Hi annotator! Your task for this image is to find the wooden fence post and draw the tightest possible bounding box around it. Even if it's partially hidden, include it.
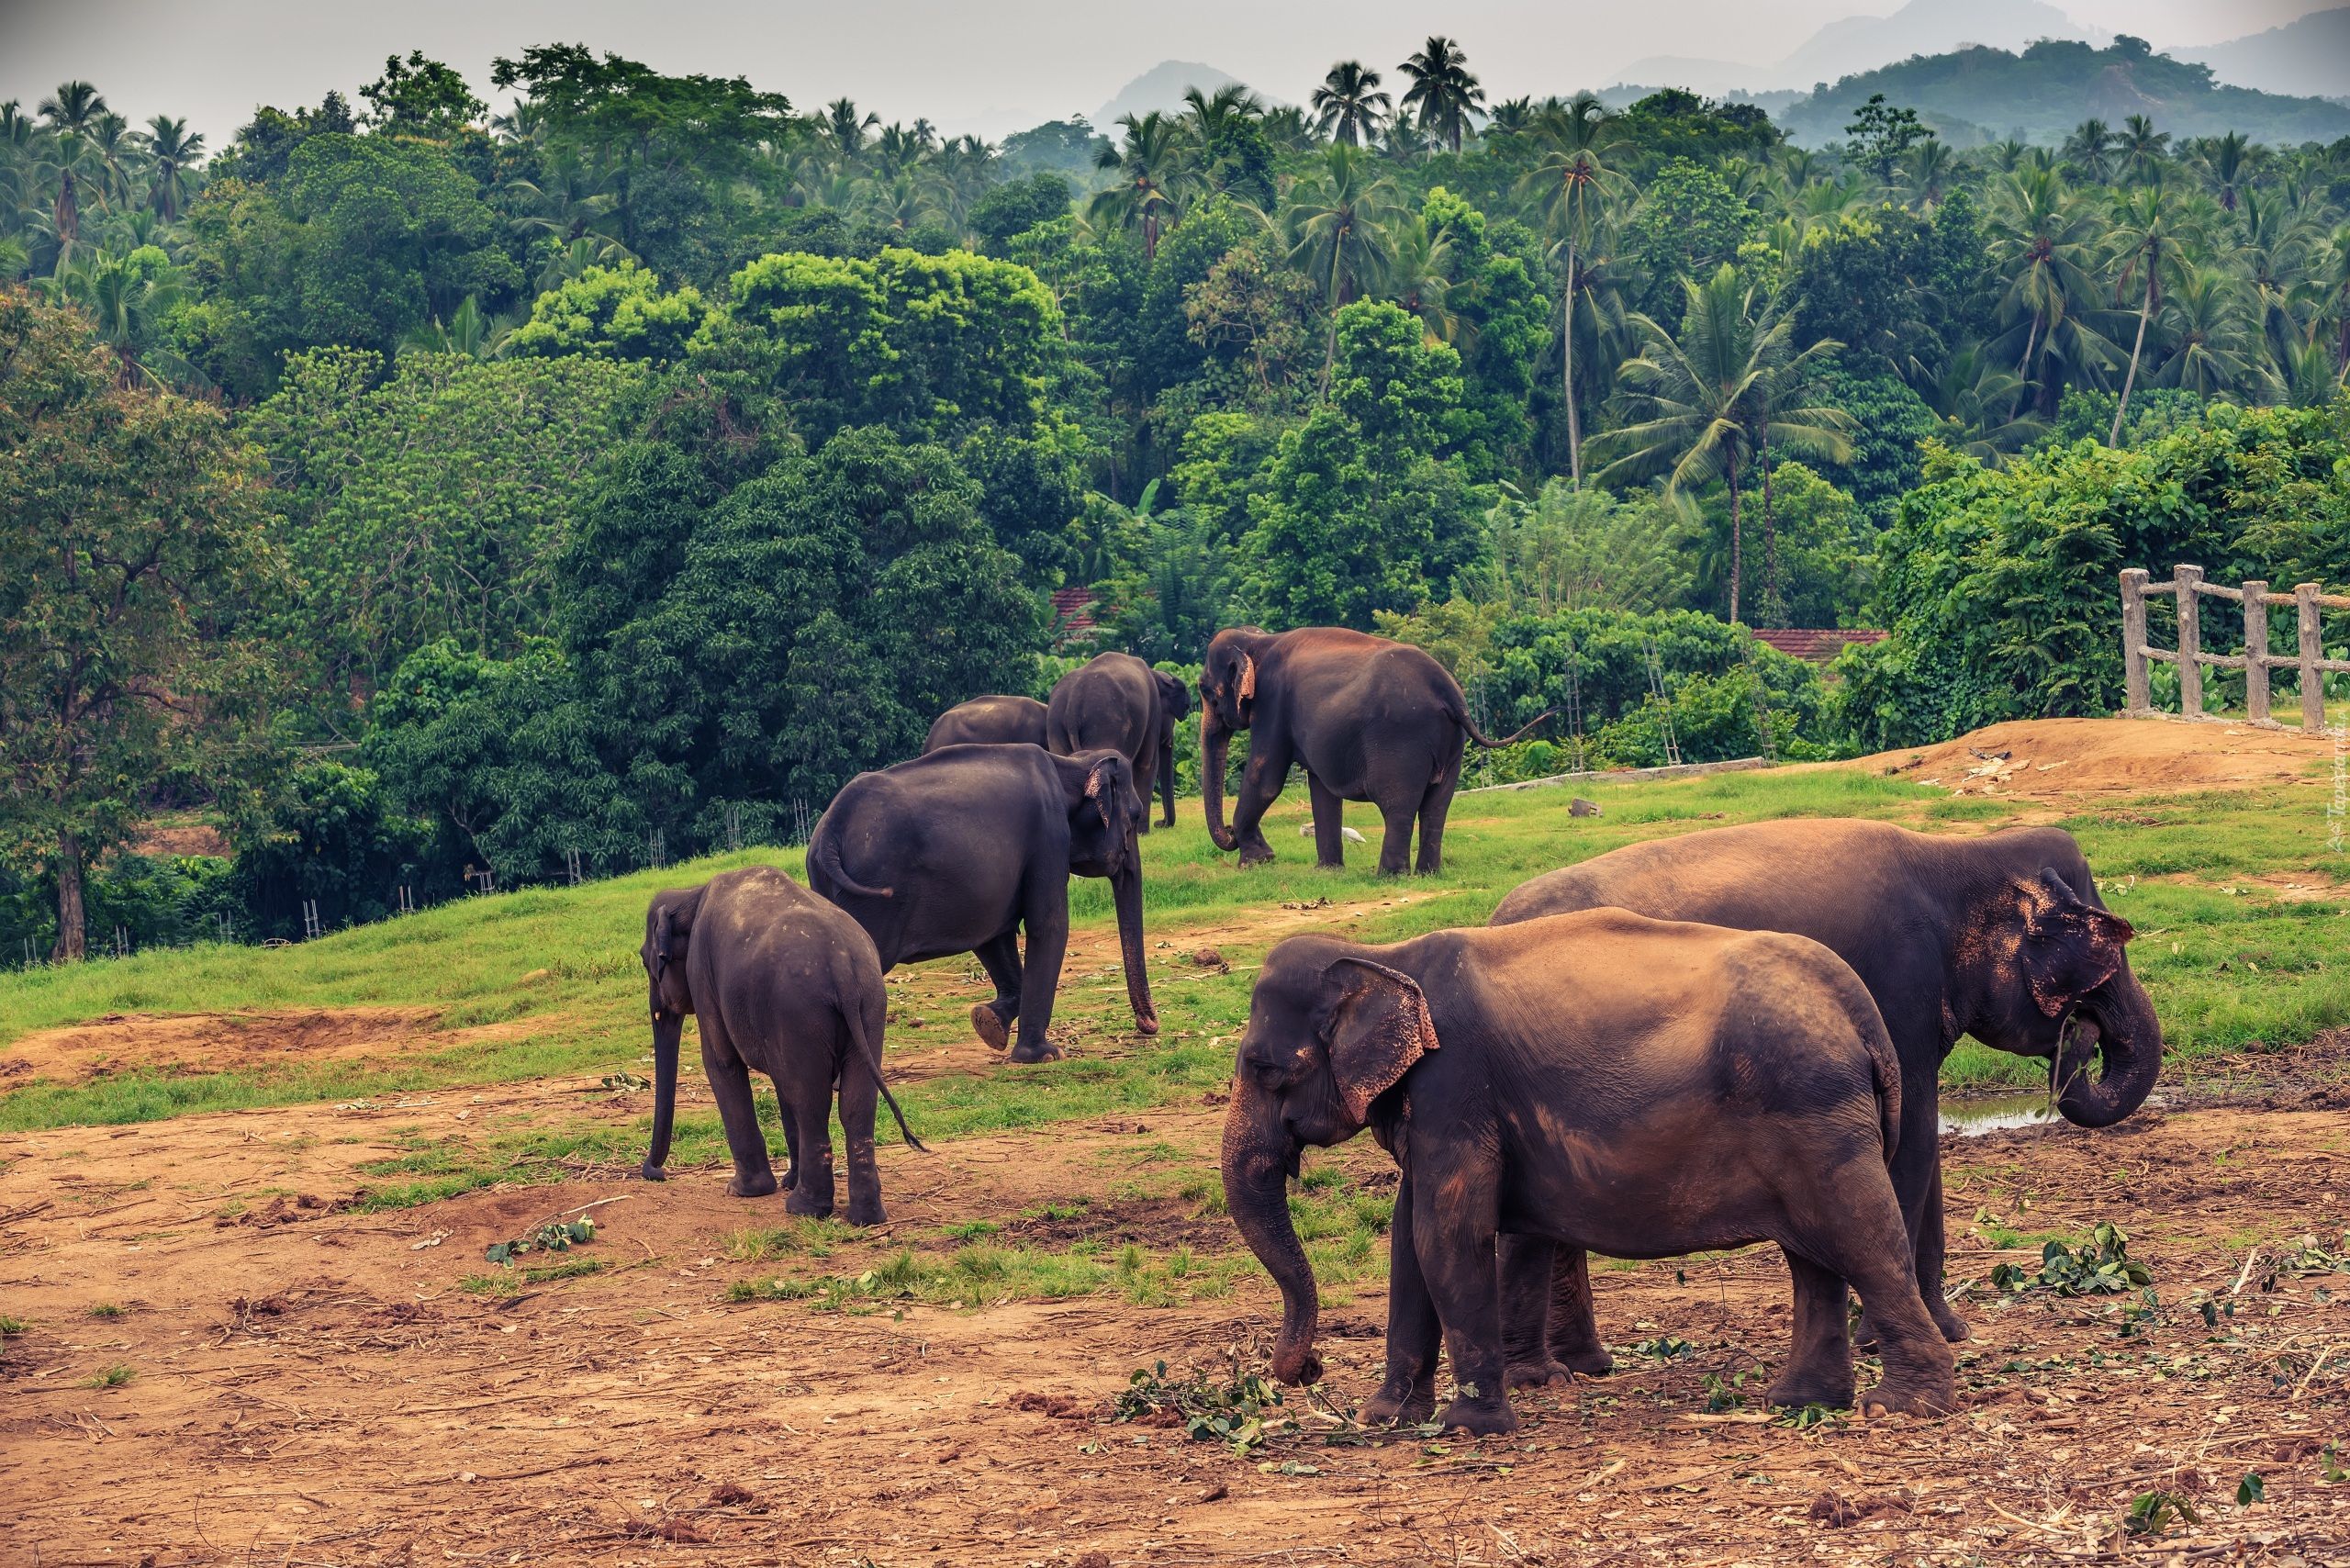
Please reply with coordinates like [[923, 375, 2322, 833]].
[[2244, 580, 2270, 724], [2300, 582, 2327, 733], [2121, 568, 2151, 715], [2175, 565, 2204, 719]]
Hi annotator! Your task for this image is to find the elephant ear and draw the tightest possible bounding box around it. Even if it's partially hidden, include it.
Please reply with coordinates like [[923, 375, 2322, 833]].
[[1318, 958, 1439, 1122], [1084, 757, 1116, 825], [2020, 868, 2133, 1017], [1237, 653, 1256, 705]]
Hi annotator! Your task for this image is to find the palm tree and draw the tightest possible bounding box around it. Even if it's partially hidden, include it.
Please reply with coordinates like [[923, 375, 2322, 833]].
[[2118, 115, 2170, 185], [2105, 182, 2196, 445], [1283, 143, 1404, 395], [1516, 94, 1627, 487], [1924, 341, 2046, 462], [1398, 37, 1485, 154], [2061, 119, 2114, 185], [39, 249, 187, 386], [144, 115, 201, 222], [1384, 215, 1456, 344], [1592, 265, 1852, 625], [1485, 96, 1537, 138], [36, 80, 109, 263], [1090, 111, 1193, 261], [2195, 131, 2253, 212], [822, 98, 878, 164], [1989, 168, 2118, 409], [2320, 224, 2350, 375], [2154, 268, 2262, 397], [1260, 106, 1315, 153], [1311, 61, 1391, 147], [1379, 118, 1432, 167], [1902, 140, 1956, 210]]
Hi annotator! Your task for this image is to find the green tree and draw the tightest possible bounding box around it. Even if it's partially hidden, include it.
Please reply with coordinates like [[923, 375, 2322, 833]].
[[502, 260, 711, 362], [1090, 111, 1194, 261], [2105, 183, 2198, 444], [143, 115, 203, 223], [1516, 95, 1628, 486], [1313, 62, 1391, 147], [1844, 95, 1933, 185], [1397, 37, 1485, 154], [1283, 144, 1404, 396], [360, 51, 487, 139], [1619, 159, 1756, 320], [0, 290, 278, 959]]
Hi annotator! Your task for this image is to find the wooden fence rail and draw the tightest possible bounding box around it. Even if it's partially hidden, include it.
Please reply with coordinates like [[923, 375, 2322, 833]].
[[2121, 566, 2350, 732]]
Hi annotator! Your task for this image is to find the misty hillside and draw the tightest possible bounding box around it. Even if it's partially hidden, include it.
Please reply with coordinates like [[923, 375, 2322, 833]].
[[1616, 0, 2098, 95], [1093, 61, 1263, 126], [2180, 7, 2350, 100], [1774, 34, 2350, 144]]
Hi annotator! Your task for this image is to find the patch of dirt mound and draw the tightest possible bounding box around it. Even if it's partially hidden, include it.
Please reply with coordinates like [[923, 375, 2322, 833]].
[[1843, 717, 2334, 802], [7, 1007, 456, 1083]]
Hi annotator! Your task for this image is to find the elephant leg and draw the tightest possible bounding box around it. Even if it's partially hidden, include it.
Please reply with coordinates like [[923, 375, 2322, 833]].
[[1306, 771, 1347, 869], [1859, 1061, 1964, 1345], [1414, 766, 1459, 877], [1231, 733, 1292, 866], [780, 1070, 835, 1219], [772, 1075, 802, 1194], [1373, 792, 1416, 878], [836, 1053, 886, 1226], [1499, 1236, 1580, 1394], [1918, 1159, 1968, 1341], [1008, 886, 1069, 1064], [1157, 723, 1178, 828], [1411, 1152, 1516, 1436], [1766, 1251, 1855, 1409], [702, 1023, 778, 1199], [968, 931, 1023, 1054], [1133, 732, 1158, 835], [1543, 1245, 1616, 1375], [1367, 1171, 1440, 1425], [1796, 1176, 1954, 1417]]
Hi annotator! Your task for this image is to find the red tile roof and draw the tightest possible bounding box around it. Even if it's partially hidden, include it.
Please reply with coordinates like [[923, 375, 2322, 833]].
[[1049, 587, 1098, 635], [1751, 628, 1887, 663]]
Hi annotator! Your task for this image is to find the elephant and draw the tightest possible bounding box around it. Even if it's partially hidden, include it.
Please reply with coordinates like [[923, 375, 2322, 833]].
[[640, 867, 923, 1225], [923, 695, 1048, 754], [1220, 911, 1956, 1437], [1475, 818, 2158, 1384], [808, 744, 1158, 1063], [1045, 653, 1189, 830], [1198, 627, 1550, 875]]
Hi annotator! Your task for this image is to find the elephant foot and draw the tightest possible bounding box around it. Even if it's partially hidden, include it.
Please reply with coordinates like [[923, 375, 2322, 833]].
[[1930, 1296, 1974, 1343], [845, 1197, 887, 1227], [639, 1159, 666, 1182], [1363, 1378, 1436, 1426], [725, 1170, 780, 1199], [1008, 1035, 1065, 1064], [969, 1003, 1012, 1054], [1237, 846, 1275, 868], [1437, 1394, 1518, 1437], [785, 1184, 834, 1219], [1765, 1372, 1853, 1410], [1550, 1342, 1616, 1377], [1504, 1358, 1582, 1394], [1860, 1372, 1955, 1418]]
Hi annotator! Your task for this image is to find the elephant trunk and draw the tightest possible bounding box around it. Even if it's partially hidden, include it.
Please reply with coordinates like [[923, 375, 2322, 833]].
[[1221, 1083, 1321, 1385], [2054, 970, 2164, 1129], [642, 1007, 684, 1181], [1112, 859, 1160, 1036], [1202, 709, 1238, 852]]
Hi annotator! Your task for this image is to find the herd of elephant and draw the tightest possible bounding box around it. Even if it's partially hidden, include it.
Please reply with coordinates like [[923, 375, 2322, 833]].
[[634, 625, 2161, 1434]]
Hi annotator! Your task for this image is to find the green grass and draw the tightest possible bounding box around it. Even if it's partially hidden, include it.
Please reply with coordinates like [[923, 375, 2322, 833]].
[[0, 1315, 26, 1335], [5, 760, 2344, 1144], [81, 1363, 134, 1388]]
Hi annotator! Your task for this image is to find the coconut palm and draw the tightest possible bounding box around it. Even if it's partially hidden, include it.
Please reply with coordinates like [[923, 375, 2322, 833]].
[[1924, 341, 2045, 461], [1591, 265, 1852, 625], [822, 99, 878, 164], [2153, 268, 2262, 398], [1311, 61, 1391, 147], [2320, 224, 2350, 375], [2104, 182, 2198, 445], [1283, 143, 1404, 395], [1378, 118, 1432, 167], [1260, 106, 1315, 153], [1516, 93, 1628, 487], [1091, 111, 1194, 261], [1397, 37, 1485, 154], [39, 248, 188, 386], [2061, 119, 2115, 184], [2278, 332, 2347, 409], [2194, 131, 2253, 212], [1901, 140, 1957, 209], [144, 116, 201, 222], [2118, 115, 2170, 185], [1485, 96, 1538, 138], [1384, 215, 1456, 344], [1989, 168, 2119, 408], [35, 80, 109, 263]]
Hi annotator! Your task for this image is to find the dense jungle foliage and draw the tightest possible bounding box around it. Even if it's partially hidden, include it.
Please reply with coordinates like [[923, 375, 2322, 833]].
[[5, 37, 2350, 957]]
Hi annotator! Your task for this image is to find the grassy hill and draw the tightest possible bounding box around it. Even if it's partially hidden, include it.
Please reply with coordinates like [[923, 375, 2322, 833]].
[[1775, 35, 2350, 146]]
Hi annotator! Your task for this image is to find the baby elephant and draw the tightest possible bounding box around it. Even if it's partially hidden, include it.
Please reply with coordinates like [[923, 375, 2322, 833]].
[[640, 866, 923, 1225], [1219, 909, 1954, 1436]]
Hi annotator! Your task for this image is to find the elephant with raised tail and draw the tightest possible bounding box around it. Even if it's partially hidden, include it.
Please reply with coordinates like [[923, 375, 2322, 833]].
[[1198, 627, 1550, 875], [1046, 653, 1192, 831], [1464, 818, 2159, 1395], [808, 745, 1158, 1063], [1220, 913, 1955, 1435], [640, 867, 923, 1225]]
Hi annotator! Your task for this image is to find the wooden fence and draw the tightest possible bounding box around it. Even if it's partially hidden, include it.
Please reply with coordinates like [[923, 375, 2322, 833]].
[[2121, 566, 2350, 732]]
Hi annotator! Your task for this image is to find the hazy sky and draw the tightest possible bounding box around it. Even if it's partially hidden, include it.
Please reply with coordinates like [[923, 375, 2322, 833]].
[[0, 0, 2320, 146]]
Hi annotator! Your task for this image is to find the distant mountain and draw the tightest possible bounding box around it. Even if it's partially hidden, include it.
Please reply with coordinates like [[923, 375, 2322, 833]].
[[1773, 35, 2350, 146], [2180, 7, 2350, 100], [1092, 61, 1268, 128], [1614, 0, 2100, 95]]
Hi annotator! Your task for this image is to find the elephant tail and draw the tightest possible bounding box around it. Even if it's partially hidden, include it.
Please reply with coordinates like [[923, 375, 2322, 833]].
[[811, 819, 893, 899], [845, 970, 926, 1154], [1862, 1014, 1902, 1166], [1461, 708, 1559, 749]]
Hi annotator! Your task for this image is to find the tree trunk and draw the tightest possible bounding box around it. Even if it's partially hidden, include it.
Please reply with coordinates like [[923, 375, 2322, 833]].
[[52, 828, 86, 963], [1726, 451, 1744, 627], [2111, 270, 2154, 447], [1562, 241, 1583, 489], [1760, 447, 1779, 628]]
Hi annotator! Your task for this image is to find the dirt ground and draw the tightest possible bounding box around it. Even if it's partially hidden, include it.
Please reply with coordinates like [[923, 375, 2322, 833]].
[[8, 721, 2350, 1565], [1843, 716, 2340, 804]]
